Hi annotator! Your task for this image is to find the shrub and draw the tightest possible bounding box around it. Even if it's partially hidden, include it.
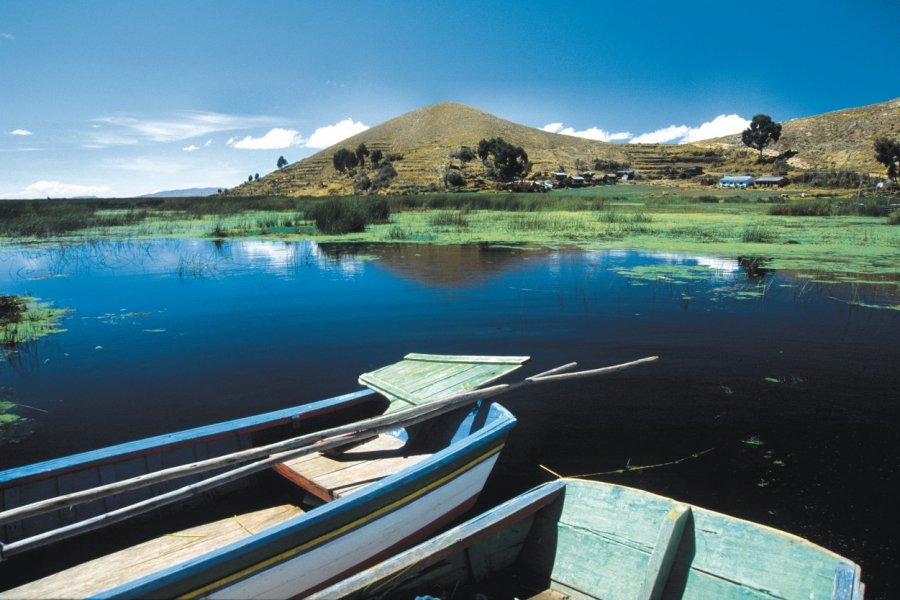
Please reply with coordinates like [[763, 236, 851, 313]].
[[741, 225, 776, 243], [768, 201, 831, 216], [698, 195, 719, 203], [371, 163, 398, 191], [888, 210, 900, 225], [308, 199, 367, 234], [456, 146, 476, 162], [429, 211, 469, 227], [593, 159, 629, 172], [444, 170, 466, 187], [791, 169, 872, 189], [354, 174, 372, 193], [366, 198, 390, 223]]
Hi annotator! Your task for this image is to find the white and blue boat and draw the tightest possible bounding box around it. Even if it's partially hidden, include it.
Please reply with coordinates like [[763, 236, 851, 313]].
[[0, 353, 529, 598]]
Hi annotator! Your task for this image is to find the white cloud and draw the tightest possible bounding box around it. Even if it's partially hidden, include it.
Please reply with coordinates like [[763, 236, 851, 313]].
[[0, 180, 112, 199], [228, 127, 305, 150], [91, 111, 278, 145], [680, 114, 750, 143], [630, 114, 750, 144], [204, 139, 212, 147], [10, 128, 32, 136], [183, 144, 199, 152], [305, 118, 369, 149], [542, 122, 631, 142], [629, 125, 691, 144], [1, 32, 14, 41]]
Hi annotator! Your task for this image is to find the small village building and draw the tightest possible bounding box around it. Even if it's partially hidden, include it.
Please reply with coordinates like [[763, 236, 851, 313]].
[[719, 175, 755, 188], [616, 169, 639, 181], [752, 176, 789, 188], [569, 176, 585, 187]]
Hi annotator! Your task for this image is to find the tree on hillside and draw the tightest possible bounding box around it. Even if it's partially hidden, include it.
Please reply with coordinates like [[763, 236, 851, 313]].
[[248, 175, 253, 182], [874, 137, 900, 183], [355, 143, 369, 168], [333, 148, 358, 172], [370, 149, 383, 165], [741, 114, 783, 161], [456, 146, 476, 162], [254, 173, 259, 181], [277, 155, 288, 169], [477, 137, 531, 181]]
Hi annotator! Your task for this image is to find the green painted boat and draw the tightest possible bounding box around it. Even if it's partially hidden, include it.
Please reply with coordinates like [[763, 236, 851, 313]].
[[314, 478, 864, 600], [359, 353, 531, 413]]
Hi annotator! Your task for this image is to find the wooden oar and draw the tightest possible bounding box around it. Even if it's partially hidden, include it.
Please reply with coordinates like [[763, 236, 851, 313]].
[[0, 356, 657, 558]]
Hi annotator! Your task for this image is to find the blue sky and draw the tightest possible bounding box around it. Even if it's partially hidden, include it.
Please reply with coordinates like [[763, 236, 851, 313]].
[[1, 0, 897, 198]]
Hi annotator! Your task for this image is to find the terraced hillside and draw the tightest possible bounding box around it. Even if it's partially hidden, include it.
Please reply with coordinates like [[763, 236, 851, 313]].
[[696, 98, 900, 175], [227, 102, 629, 196], [228, 98, 900, 197]]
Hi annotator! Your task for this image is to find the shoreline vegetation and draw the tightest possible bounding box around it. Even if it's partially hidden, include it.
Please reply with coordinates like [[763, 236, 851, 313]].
[[0, 184, 897, 282]]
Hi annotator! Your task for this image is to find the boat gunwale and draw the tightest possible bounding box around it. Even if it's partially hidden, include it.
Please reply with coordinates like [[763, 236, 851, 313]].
[[91, 402, 517, 599], [0, 389, 377, 487]]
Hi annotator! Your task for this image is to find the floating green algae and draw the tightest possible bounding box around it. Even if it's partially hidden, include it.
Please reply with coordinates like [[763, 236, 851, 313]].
[[1, 295, 70, 348], [0, 391, 42, 445]]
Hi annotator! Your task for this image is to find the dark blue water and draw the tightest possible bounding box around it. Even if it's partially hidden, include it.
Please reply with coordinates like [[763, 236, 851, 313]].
[[1, 240, 898, 597]]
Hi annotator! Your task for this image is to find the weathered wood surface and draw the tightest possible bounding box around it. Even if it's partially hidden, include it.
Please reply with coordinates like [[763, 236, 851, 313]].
[[527, 479, 862, 600], [316, 478, 862, 600], [0, 503, 303, 599], [309, 480, 565, 599], [637, 504, 691, 600], [275, 434, 429, 500], [359, 353, 530, 412]]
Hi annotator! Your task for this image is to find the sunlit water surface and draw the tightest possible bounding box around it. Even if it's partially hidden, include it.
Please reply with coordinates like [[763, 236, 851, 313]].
[[1, 239, 898, 596]]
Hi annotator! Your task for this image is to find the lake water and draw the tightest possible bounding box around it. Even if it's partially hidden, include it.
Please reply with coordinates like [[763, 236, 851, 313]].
[[1, 239, 898, 596]]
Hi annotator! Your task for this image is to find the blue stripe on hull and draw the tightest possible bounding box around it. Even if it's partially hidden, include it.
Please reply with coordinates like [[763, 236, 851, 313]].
[[96, 403, 516, 599]]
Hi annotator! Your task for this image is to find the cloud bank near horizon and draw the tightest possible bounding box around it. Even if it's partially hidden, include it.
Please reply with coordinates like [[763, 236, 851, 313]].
[[541, 122, 632, 142], [0, 180, 113, 199], [630, 114, 750, 144], [543, 114, 750, 145]]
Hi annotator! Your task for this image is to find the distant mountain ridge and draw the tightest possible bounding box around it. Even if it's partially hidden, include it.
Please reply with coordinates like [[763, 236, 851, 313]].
[[141, 187, 220, 198], [228, 99, 900, 196]]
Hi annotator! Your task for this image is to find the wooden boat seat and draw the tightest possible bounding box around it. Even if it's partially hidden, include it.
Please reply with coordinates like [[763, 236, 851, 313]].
[[0, 503, 303, 599], [273, 434, 430, 502]]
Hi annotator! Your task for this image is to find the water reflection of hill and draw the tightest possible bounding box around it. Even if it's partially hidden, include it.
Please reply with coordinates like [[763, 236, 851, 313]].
[[320, 243, 551, 288]]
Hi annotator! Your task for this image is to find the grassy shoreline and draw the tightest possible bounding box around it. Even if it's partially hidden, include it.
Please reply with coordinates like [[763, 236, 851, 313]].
[[1, 185, 898, 282]]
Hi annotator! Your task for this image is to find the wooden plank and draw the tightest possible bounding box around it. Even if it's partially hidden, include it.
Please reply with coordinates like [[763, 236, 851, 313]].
[[357, 372, 425, 407], [637, 504, 690, 600], [314, 453, 430, 498], [0, 503, 303, 599], [833, 563, 863, 600], [274, 434, 409, 499]]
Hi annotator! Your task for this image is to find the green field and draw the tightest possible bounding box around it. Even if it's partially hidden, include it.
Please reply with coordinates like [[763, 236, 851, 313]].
[[1, 185, 898, 283]]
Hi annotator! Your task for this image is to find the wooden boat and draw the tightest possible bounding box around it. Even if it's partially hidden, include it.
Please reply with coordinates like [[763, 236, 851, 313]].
[[317, 478, 865, 600], [0, 353, 534, 598]]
